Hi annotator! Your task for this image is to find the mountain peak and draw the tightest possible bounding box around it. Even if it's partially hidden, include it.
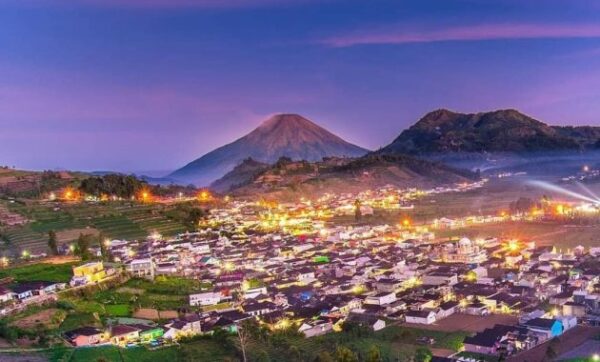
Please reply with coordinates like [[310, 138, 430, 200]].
[[383, 108, 581, 155], [256, 113, 320, 133], [170, 114, 369, 186]]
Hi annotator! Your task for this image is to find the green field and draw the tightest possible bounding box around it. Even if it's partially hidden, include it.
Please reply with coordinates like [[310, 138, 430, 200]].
[[0, 262, 75, 283], [1, 201, 189, 256], [41, 325, 464, 362]]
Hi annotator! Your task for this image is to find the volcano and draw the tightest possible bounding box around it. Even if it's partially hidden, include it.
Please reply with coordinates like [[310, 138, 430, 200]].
[[170, 114, 369, 186]]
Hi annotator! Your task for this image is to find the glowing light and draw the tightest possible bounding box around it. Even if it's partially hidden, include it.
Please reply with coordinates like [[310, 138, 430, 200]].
[[466, 271, 477, 282], [198, 190, 211, 201], [139, 189, 153, 202], [224, 262, 235, 271], [21, 250, 30, 258], [592, 354, 599, 361], [63, 187, 78, 201], [583, 165, 590, 172], [352, 285, 365, 294], [402, 219, 411, 227], [508, 240, 519, 252], [528, 180, 598, 204], [275, 318, 291, 330]]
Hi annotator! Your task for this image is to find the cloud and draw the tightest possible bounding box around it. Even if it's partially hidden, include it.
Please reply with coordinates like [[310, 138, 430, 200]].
[[322, 23, 600, 47], [11, 0, 323, 9]]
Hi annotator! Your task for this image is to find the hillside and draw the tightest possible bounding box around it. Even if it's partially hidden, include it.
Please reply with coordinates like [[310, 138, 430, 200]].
[[381, 109, 599, 155], [209, 158, 270, 193], [222, 154, 478, 200], [170, 114, 369, 186]]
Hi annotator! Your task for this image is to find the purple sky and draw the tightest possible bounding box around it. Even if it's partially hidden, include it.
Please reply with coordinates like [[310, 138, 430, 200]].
[[1, 0, 600, 173]]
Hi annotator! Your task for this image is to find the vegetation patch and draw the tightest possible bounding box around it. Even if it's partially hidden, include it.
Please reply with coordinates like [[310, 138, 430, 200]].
[[0, 262, 75, 283]]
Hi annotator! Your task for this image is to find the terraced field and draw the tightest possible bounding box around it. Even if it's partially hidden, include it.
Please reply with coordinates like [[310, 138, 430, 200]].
[[0, 201, 189, 256]]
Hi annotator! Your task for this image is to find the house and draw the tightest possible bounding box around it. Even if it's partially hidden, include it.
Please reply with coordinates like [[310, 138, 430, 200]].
[[375, 278, 403, 293], [243, 286, 268, 300], [483, 292, 523, 314], [64, 326, 106, 347], [189, 292, 222, 307], [155, 262, 179, 275], [405, 310, 436, 325], [524, 318, 563, 339], [126, 258, 155, 279], [298, 319, 333, 338], [0, 286, 13, 303], [562, 302, 587, 318], [364, 292, 397, 306], [134, 324, 164, 343], [296, 267, 316, 283], [109, 324, 140, 346], [164, 315, 202, 339], [437, 301, 459, 319], [422, 272, 458, 286], [71, 262, 106, 286], [11, 281, 62, 301], [464, 302, 490, 316], [243, 301, 277, 317], [346, 313, 386, 331]]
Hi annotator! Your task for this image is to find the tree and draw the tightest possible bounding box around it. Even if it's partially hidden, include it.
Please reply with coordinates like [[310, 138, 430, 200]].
[[335, 346, 358, 362], [544, 338, 559, 361], [98, 232, 110, 261], [354, 199, 362, 221], [255, 350, 270, 362], [48, 230, 58, 255], [314, 351, 334, 362], [75, 233, 93, 260], [235, 322, 251, 362], [365, 345, 381, 362], [212, 327, 231, 349], [414, 347, 432, 362], [509, 197, 537, 215]]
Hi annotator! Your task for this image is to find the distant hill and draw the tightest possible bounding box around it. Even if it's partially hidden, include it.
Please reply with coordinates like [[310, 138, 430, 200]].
[[219, 154, 478, 200], [170, 114, 369, 186], [380, 109, 600, 155], [210, 158, 270, 193]]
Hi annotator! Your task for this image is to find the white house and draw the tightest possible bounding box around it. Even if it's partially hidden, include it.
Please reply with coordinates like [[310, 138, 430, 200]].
[[422, 272, 458, 286], [405, 310, 436, 325], [296, 268, 316, 283], [437, 301, 459, 319], [126, 258, 155, 279], [243, 286, 268, 300], [189, 292, 222, 307], [365, 292, 397, 306], [298, 319, 333, 338]]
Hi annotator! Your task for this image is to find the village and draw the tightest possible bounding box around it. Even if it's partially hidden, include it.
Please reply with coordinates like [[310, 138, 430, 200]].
[[0, 180, 598, 361]]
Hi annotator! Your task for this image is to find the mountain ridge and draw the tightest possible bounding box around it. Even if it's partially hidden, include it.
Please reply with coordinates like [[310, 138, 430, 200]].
[[380, 108, 600, 155], [216, 154, 479, 200]]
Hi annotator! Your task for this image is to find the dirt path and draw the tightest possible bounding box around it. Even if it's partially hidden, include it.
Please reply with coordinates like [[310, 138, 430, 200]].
[[403, 314, 518, 333]]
